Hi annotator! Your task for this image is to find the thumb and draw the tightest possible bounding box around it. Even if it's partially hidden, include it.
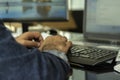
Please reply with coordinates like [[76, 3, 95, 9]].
[[63, 41, 72, 54]]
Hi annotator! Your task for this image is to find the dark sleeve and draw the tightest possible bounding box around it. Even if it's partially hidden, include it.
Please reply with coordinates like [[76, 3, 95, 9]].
[[0, 26, 71, 80]]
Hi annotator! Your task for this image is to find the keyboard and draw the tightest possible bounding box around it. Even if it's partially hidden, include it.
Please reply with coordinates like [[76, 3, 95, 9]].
[[67, 45, 118, 66]]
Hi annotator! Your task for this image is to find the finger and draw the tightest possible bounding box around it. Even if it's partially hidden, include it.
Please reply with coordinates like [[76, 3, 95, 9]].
[[54, 35, 67, 42], [30, 32, 43, 42], [33, 32, 44, 41], [23, 40, 40, 48], [39, 39, 44, 47], [67, 41, 72, 48], [24, 32, 43, 41], [61, 36, 67, 42], [62, 41, 72, 53]]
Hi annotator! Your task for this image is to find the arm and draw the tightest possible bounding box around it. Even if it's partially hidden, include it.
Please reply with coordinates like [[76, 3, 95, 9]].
[[0, 26, 72, 80]]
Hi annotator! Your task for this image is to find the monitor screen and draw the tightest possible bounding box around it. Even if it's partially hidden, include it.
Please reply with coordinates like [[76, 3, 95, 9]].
[[0, 0, 68, 22], [84, 0, 120, 43]]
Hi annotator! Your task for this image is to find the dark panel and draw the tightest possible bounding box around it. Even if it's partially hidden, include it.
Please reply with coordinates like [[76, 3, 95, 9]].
[[70, 10, 84, 33]]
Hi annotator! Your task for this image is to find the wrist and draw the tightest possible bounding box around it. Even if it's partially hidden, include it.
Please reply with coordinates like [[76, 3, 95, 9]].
[[43, 50, 69, 64]]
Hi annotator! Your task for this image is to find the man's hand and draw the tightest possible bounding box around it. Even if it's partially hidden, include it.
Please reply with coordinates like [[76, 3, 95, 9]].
[[16, 32, 43, 48], [39, 35, 72, 54]]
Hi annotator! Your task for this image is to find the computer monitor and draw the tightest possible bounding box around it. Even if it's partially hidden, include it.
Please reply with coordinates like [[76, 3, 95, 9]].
[[0, 0, 68, 22], [84, 0, 120, 43]]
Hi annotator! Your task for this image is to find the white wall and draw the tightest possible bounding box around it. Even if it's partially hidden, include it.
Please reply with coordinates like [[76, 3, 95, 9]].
[[68, 0, 85, 10]]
